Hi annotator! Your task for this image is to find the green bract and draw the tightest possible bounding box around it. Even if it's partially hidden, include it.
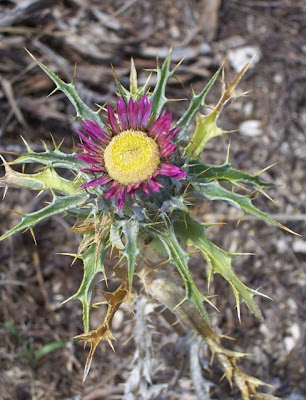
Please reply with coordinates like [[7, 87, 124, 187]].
[[0, 51, 295, 399]]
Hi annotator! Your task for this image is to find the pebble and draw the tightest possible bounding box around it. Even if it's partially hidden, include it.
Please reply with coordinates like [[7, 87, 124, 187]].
[[293, 238, 306, 254], [112, 309, 124, 330], [284, 322, 301, 353], [239, 120, 263, 137], [228, 45, 261, 72], [243, 101, 253, 116]]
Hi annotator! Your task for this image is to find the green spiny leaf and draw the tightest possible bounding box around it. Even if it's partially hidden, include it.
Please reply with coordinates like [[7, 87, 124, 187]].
[[192, 180, 295, 234], [184, 61, 251, 156], [10, 148, 87, 172], [149, 52, 173, 120], [26, 50, 104, 128], [176, 66, 221, 140], [109, 223, 124, 250], [0, 195, 87, 241], [188, 160, 273, 190], [0, 163, 81, 195], [174, 213, 262, 319], [158, 225, 210, 323], [121, 220, 139, 287], [184, 110, 227, 158], [64, 242, 108, 333], [112, 66, 130, 103]]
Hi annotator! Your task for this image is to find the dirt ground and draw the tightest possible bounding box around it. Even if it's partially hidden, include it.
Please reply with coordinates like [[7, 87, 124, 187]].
[[0, 1, 305, 399]]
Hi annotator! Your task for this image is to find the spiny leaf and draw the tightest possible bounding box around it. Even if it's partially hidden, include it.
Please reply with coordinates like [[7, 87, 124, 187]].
[[149, 52, 173, 120], [121, 219, 140, 287], [173, 213, 262, 320], [0, 195, 87, 241], [176, 65, 222, 140], [111, 65, 130, 103], [188, 160, 273, 190], [184, 110, 228, 158], [192, 180, 296, 234], [109, 223, 124, 250], [158, 225, 211, 323], [10, 148, 87, 172], [26, 49, 104, 128], [0, 162, 81, 195], [75, 269, 129, 382], [184, 61, 251, 156], [64, 242, 108, 333]]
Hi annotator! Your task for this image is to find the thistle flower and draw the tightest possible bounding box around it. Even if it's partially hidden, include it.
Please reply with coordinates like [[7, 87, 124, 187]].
[[0, 51, 297, 399], [76, 96, 185, 212]]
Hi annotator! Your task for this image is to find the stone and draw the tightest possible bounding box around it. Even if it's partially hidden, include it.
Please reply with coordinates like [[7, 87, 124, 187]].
[[239, 120, 263, 137], [228, 45, 261, 72]]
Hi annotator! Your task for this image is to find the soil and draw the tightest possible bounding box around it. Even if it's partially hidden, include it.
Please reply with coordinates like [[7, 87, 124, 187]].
[[0, 1, 305, 399]]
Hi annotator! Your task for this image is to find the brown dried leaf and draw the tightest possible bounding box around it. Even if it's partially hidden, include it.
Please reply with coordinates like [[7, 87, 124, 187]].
[[75, 268, 130, 382]]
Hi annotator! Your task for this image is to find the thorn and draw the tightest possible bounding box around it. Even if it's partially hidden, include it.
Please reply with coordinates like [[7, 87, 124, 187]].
[[130, 57, 138, 95], [2, 186, 8, 200], [29, 228, 37, 245], [35, 190, 44, 198], [107, 338, 115, 352], [251, 288, 273, 301], [226, 140, 231, 163], [46, 87, 59, 98], [72, 63, 78, 85], [40, 139, 48, 151], [257, 186, 275, 202], [95, 103, 105, 114], [49, 132, 58, 150], [139, 72, 152, 96], [257, 162, 278, 175], [171, 296, 186, 313], [236, 302, 241, 323], [24, 47, 37, 63], [174, 57, 185, 70], [19, 135, 33, 152], [57, 252, 79, 259]]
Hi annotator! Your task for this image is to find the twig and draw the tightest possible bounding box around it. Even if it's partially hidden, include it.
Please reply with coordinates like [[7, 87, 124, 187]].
[[33, 249, 52, 312], [112, 0, 138, 17]]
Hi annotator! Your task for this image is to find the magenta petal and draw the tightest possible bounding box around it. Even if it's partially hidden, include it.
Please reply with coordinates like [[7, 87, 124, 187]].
[[78, 143, 100, 155], [76, 131, 99, 150], [147, 179, 160, 192], [117, 187, 126, 213], [127, 98, 137, 129], [128, 190, 136, 199], [81, 167, 105, 173], [141, 182, 150, 195], [82, 120, 110, 142], [76, 154, 101, 165], [117, 98, 128, 130], [127, 182, 140, 198], [141, 95, 152, 128], [107, 106, 120, 134], [104, 182, 121, 199], [149, 114, 172, 137], [167, 126, 180, 140], [158, 163, 186, 179], [127, 183, 135, 193], [160, 143, 176, 158], [135, 98, 144, 129], [82, 175, 112, 189]]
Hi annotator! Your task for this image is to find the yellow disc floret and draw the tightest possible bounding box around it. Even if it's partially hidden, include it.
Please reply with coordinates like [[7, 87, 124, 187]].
[[104, 130, 160, 185]]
